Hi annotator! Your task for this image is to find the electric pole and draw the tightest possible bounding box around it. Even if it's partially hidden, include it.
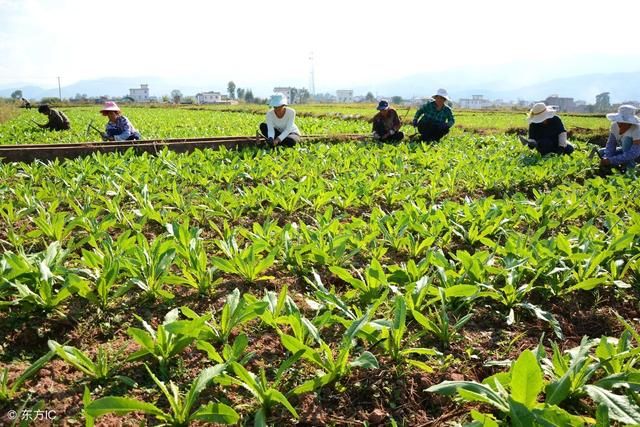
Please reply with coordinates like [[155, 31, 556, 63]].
[[309, 52, 315, 96], [57, 76, 62, 101]]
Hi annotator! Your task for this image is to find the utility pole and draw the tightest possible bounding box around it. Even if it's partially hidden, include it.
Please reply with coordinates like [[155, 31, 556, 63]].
[[309, 52, 315, 96], [57, 76, 62, 101]]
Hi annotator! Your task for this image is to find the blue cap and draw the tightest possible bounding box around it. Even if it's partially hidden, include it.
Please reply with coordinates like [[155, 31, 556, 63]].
[[377, 100, 389, 110], [269, 93, 288, 107]]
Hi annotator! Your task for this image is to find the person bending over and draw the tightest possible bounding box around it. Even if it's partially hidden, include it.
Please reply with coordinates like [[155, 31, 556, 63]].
[[595, 105, 640, 169], [36, 104, 70, 131], [372, 100, 404, 143], [100, 101, 141, 141], [519, 102, 574, 155], [412, 89, 455, 142]]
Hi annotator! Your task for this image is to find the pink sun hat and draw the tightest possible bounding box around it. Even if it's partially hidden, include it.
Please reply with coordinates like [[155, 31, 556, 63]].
[[100, 101, 121, 112]]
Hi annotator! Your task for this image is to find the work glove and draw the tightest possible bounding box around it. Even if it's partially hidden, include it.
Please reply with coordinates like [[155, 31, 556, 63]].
[[266, 137, 274, 147]]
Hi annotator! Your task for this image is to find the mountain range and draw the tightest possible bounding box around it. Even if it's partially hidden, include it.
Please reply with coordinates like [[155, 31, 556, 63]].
[[360, 70, 640, 104], [2, 71, 639, 104]]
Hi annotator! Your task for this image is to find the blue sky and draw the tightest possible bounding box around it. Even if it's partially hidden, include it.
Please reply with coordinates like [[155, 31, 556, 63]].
[[1, 0, 639, 95]]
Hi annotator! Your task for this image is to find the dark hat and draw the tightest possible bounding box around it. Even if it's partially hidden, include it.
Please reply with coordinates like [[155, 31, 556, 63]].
[[377, 100, 389, 110]]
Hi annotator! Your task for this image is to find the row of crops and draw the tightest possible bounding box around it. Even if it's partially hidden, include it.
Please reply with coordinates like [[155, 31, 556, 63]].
[[0, 105, 611, 146], [0, 107, 371, 146], [0, 109, 639, 425]]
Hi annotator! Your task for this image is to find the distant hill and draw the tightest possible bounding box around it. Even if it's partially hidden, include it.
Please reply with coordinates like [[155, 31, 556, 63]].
[[3, 71, 640, 104], [0, 77, 231, 100], [358, 70, 640, 103], [498, 72, 640, 103]]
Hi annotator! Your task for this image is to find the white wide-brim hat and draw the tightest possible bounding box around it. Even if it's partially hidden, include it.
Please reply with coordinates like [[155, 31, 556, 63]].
[[433, 88, 450, 101], [268, 93, 288, 107], [527, 102, 557, 124], [606, 105, 640, 124]]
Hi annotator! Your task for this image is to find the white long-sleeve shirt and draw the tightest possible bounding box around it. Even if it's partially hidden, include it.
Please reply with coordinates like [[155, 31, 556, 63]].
[[266, 107, 300, 140]]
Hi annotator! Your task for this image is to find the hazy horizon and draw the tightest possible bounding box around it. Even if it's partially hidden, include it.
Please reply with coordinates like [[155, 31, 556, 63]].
[[2, 0, 640, 100]]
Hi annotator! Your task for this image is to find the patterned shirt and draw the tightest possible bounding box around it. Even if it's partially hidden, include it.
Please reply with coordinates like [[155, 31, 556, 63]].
[[105, 115, 139, 141], [603, 122, 640, 165], [414, 101, 455, 127]]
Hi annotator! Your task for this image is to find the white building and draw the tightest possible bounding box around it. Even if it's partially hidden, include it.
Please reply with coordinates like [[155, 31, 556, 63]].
[[458, 95, 492, 109], [129, 84, 150, 102], [336, 90, 354, 103], [196, 91, 223, 104]]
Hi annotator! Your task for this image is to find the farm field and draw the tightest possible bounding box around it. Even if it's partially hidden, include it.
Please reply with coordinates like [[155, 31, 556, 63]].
[[0, 107, 371, 146], [0, 107, 639, 426], [0, 104, 612, 146]]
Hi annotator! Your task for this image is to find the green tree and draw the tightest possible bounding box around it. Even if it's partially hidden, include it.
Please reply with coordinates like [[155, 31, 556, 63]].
[[595, 92, 610, 113], [236, 88, 245, 100], [10, 90, 22, 100], [391, 96, 403, 104], [298, 88, 311, 103], [41, 97, 60, 104], [244, 89, 254, 103], [171, 89, 183, 104], [365, 92, 375, 102], [227, 81, 236, 100]]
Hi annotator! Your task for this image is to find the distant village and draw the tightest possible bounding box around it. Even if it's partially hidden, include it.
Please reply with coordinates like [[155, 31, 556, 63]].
[[18, 83, 640, 113]]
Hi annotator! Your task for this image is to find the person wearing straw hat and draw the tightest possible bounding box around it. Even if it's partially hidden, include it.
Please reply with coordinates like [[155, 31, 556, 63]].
[[259, 93, 301, 148], [412, 89, 455, 142], [519, 102, 574, 155], [372, 100, 404, 143], [595, 105, 640, 168], [100, 101, 141, 141]]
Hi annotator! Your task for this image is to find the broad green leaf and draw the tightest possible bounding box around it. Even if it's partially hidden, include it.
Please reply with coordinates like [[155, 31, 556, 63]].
[[85, 397, 165, 417], [469, 410, 499, 427], [292, 373, 334, 395], [349, 351, 378, 369], [595, 403, 609, 427], [509, 350, 542, 409], [268, 389, 299, 418], [584, 385, 640, 424], [443, 284, 478, 298], [531, 405, 591, 427], [427, 381, 508, 412], [192, 402, 240, 424], [406, 359, 434, 373]]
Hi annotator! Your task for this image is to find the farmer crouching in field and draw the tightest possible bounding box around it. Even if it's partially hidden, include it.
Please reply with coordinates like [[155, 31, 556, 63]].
[[412, 89, 455, 142], [100, 101, 141, 141], [372, 100, 404, 143], [519, 102, 574, 155], [36, 104, 70, 131], [259, 93, 301, 148], [594, 105, 640, 169]]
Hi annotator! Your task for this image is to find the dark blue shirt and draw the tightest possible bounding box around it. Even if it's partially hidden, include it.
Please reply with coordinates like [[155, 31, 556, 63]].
[[528, 116, 566, 143]]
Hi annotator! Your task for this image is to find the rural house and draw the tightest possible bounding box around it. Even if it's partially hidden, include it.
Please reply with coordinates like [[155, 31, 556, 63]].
[[336, 90, 354, 103], [129, 84, 150, 102], [196, 91, 223, 104], [458, 95, 492, 110]]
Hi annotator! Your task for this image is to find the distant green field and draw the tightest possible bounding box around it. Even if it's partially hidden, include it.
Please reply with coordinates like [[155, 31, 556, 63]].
[[0, 104, 610, 145]]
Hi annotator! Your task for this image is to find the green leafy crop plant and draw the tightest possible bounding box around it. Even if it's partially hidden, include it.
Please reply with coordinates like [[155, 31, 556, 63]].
[[1, 110, 640, 426]]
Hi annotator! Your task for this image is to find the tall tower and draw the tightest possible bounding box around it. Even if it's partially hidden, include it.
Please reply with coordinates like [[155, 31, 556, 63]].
[[309, 52, 316, 96]]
